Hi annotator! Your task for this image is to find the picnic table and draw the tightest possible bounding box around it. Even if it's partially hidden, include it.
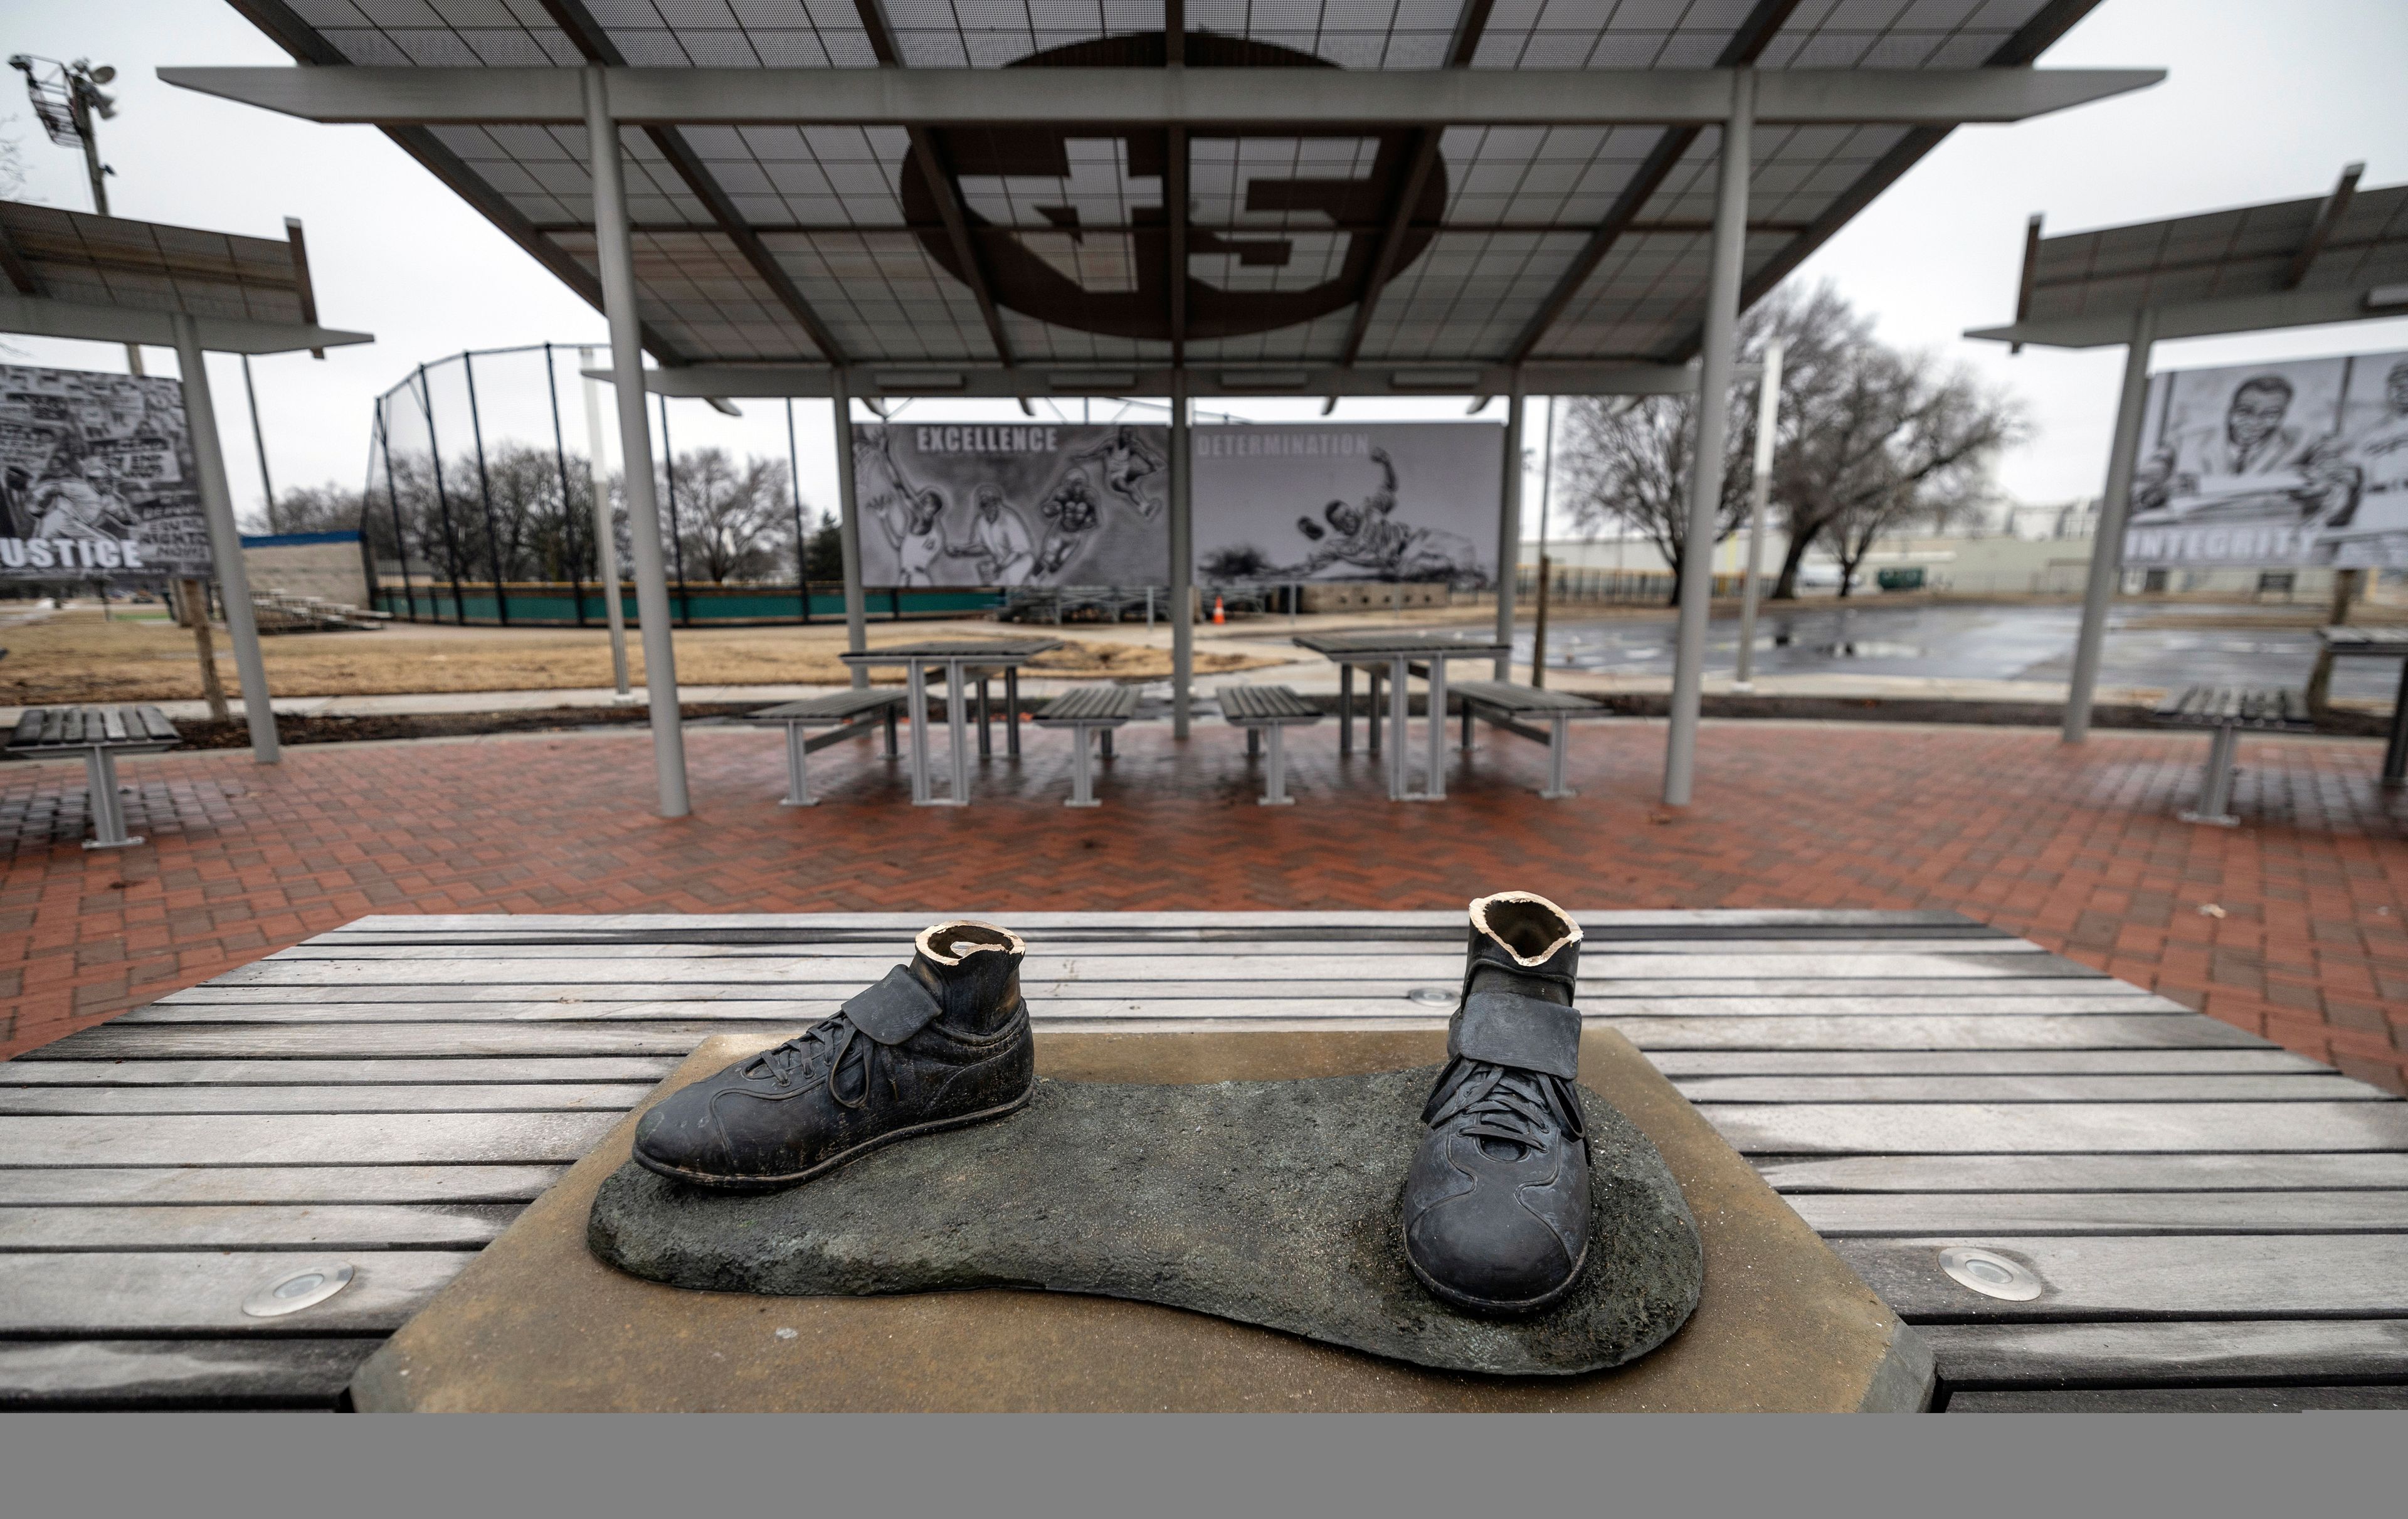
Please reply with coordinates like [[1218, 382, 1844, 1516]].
[[1292, 628, 1512, 800], [2321, 626, 2408, 785], [4, 705, 181, 849], [837, 637, 1061, 806], [6, 909, 2404, 1410]]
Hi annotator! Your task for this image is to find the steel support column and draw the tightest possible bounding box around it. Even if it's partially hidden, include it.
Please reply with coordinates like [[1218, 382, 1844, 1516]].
[[2064, 306, 2157, 744], [831, 367, 869, 690], [1494, 381, 1524, 680], [1170, 371, 1194, 739], [169, 314, 279, 763], [1734, 337, 1782, 691], [1662, 68, 1753, 808], [585, 66, 689, 817]]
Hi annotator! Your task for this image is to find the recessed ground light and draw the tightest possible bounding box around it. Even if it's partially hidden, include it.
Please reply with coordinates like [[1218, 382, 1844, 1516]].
[[241, 1261, 356, 1318], [1938, 1246, 2043, 1301], [1405, 987, 1455, 1007]]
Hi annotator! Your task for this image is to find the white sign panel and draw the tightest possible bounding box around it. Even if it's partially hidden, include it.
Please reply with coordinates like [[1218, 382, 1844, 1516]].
[[2124, 349, 2408, 568], [852, 421, 1169, 586], [0, 363, 209, 580], [1193, 422, 1502, 586]]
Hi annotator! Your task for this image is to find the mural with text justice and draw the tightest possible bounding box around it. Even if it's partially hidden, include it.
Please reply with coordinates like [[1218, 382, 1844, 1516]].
[[853, 419, 1500, 587], [2124, 348, 2408, 568], [0, 363, 211, 580]]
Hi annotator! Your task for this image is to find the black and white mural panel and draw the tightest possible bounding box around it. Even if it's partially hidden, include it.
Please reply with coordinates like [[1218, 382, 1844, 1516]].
[[0, 364, 210, 581]]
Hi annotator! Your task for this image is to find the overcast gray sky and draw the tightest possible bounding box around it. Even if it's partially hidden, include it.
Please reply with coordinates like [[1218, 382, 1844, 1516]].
[[4, 0, 2405, 526]]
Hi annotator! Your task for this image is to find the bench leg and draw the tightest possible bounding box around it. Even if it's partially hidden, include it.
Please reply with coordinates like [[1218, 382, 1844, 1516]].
[[1066, 727, 1101, 808], [1462, 698, 1474, 751], [1339, 664, 1353, 755], [1101, 726, 1115, 760], [945, 662, 972, 806], [82, 748, 140, 849], [1368, 665, 1382, 756], [1247, 727, 1260, 758], [1260, 722, 1294, 805], [2385, 659, 2408, 786], [884, 704, 898, 758], [1006, 668, 1022, 759], [2179, 724, 2242, 827], [1539, 714, 1576, 800], [977, 677, 992, 761], [1423, 657, 1447, 800], [906, 663, 932, 805], [779, 722, 818, 807]]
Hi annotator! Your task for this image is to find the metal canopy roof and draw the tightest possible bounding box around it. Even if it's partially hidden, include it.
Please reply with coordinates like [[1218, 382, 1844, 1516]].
[[210, 1, 2130, 392], [1970, 166, 2408, 349], [0, 198, 370, 354]]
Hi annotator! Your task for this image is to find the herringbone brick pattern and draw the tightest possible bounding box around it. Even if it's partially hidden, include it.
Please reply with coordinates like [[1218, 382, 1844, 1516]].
[[3, 719, 2404, 1091]]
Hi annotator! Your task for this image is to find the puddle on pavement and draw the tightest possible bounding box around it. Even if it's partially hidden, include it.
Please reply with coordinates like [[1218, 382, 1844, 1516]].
[[1816, 640, 1925, 659]]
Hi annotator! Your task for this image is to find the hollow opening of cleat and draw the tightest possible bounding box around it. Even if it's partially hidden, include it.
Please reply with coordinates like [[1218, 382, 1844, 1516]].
[[1469, 891, 1581, 965], [917, 921, 1026, 964]]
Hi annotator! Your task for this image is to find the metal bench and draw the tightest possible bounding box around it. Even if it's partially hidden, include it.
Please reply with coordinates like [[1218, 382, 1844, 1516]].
[[746, 689, 906, 807], [1449, 679, 1607, 800], [6, 704, 181, 849], [1034, 684, 1139, 808], [2150, 684, 2313, 827], [1217, 684, 1322, 806]]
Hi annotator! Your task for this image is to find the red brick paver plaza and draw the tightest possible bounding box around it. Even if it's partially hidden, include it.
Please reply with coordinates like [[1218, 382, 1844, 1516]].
[[3, 718, 2404, 1091]]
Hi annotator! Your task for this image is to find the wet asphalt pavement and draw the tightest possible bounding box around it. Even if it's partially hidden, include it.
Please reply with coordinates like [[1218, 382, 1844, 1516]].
[[1515, 601, 2407, 703]]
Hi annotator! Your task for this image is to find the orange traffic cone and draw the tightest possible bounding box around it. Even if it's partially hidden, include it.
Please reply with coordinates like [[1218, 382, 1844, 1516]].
[[1212, 595, 1226, 625]]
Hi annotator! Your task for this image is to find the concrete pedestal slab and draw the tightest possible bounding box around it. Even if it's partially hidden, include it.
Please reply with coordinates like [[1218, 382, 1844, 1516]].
[[351, 1027, 1932, 1411]]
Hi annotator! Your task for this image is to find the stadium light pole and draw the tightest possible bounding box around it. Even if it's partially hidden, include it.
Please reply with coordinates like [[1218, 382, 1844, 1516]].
[[584, 66, 689, 817], [830, 367, 869, 689], [1733, 337, 1783, 692], [1662, 68, 1754, 808], [577, 345, 633, 701]]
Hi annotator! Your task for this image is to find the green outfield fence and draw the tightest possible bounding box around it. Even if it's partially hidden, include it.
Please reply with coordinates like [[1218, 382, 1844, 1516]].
[[372, 581, 1004, 627]]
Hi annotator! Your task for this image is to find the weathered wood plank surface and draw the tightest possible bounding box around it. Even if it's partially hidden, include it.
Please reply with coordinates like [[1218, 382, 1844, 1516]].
[[1833, 1236, 2408, 1318], [0, 1058, 679, 1086], [1948, 1386, 2408, 1411], [3, 906, 2399, 1410], [22, 1013, 2259, 1062], [1756, 1153, 2408, 1194], [0, 1339, 381, 1410], [0, 1111, 619, 1167], [1677, 1074, 2386, 1103], [1704, 1102, 2408, 1153], [0, 1166, 566, 1205], [1790, 1191, 2408, 1236], [0, 1084, 658, 1116], [0, 1251, 475, 1335], [0, 1204, 517, 1251], [1921, 1320, 2408, 1387]]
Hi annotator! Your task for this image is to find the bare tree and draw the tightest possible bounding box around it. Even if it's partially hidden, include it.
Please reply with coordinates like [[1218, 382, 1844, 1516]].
[[664, 447, 792, 583], [1553, 283, 1872, 603], [1795, 351, 2025, 597]]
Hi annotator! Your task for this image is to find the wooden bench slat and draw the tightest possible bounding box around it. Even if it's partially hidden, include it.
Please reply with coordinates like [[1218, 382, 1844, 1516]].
[[0, 1165, 568, 1206], [0, 1338, 381, 1411], [136, 706, 177, 741], [1949, 1386, 2408, 1412], [0, 1251, 475, 1337], [1835, 1234, 2408, 1319], [0, 1203, 519, 1251], [2152, 684, 2315, 731], [1790, 1189, 2408, 1236], [1756, 1151, 2408, 1193], [0, 1111, 620, 1167], [11, 711, 41, 746], [0, 1082, 658, 1116], [1705, 1101, 2408, 1155], [1921, 1320, 2408, 1389], [1218, 685, 1321, 723]]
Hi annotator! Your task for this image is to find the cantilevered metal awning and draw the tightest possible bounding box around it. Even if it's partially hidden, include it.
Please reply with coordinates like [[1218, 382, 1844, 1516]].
[[0, 198, 368, 355], [186, 1, 2148, 400], [1972, 167, 2408, 350], [178, 0, 2153, 818], [0, 198, 376, 765], [1967, 167, 2408, 748]]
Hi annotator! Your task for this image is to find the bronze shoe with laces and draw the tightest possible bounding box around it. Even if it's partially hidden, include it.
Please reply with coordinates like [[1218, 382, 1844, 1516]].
[[631, 921, 1035, 1192], [1400, 891, 1592, 1315]]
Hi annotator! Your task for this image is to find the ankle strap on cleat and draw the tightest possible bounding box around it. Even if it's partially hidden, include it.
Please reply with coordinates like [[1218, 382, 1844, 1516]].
[[1449, 990, 1582, 1080], [841, 966, 947, 1045]]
